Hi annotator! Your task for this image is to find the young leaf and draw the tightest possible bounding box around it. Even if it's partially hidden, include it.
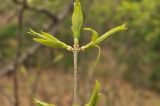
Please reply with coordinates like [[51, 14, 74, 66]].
[[28, 28, 45, 39], [33, 98, 55, 106], [83, 28, 99, 42], [33, 38, 68, 49], [85, 80, 101, 106], [41, 30, 58, 41], [81, 24, 127, 50], [28, 29, 71, 49], [95, 23, 127, 44], [72, 0, 83, 39], [88, 44, 101, 73], [28, 28, 58, 41]]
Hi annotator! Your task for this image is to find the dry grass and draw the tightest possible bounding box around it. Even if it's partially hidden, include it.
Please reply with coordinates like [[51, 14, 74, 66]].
[[0, 68, 160, 106]]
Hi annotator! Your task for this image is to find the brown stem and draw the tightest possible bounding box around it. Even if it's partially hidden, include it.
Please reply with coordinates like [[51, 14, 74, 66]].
[[13, 0, 26, 106], [13, 64, 19, 106]]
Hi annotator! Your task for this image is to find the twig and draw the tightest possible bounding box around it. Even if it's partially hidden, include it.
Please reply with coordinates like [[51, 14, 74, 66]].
[[0, 0, 73, 77], [13, 0, 27, 106], [12, 0, 58, 23]]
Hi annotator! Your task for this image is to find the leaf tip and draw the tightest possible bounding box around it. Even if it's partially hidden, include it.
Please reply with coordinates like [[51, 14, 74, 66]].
[[33, 98, 37, 103], [28, 27, 34, 32], [76, 0, 79, 3], [96, 80, 100, 88], [27, 29, 33, 35], [83, 27, 90, 30], [121, 23, 128, 30], [32, 38, 40, 42]]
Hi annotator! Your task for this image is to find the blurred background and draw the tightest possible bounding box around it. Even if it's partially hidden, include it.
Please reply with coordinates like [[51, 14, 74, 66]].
[[0, 0, 160, 106]]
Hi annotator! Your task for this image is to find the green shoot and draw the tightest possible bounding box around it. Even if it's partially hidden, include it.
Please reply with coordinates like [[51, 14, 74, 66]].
[[28, 0, 127, 106], [72, 0, 83, 43], [83, 28, 99, 42], [85, 80, 101, 106], [28, 28, 73, 51], [95, 23, 127, 44]]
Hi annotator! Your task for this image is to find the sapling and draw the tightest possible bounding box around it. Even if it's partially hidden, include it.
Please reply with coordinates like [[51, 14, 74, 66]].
[[28, 0, 127, 106]]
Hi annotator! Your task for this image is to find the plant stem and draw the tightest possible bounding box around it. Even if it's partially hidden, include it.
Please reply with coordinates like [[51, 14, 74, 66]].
[[73, 50, 78, 104], [73, 38, 79, 105], [13, 1, 26, 105]]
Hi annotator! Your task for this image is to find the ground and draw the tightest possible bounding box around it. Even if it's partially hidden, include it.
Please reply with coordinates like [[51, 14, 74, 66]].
[[0, 68, 160, 106]]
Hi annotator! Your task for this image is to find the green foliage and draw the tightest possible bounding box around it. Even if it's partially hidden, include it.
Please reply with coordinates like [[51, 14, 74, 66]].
[[27, 0, 126, 106], [85, 80, 101, 106], [1, 0, 160, 104], [72, 0, 83, 40], [83, 28, 99, 42], [28, 28, 71, 49], [28, 0, 126, 51], [95, 23, 127, 44], [89, 45, 101, 73], [81, 24, 127, 50]]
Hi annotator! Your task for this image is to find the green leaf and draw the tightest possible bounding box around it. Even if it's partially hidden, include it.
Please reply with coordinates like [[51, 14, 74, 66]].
[[95, 23, 127, 44], [28, 28, 45, 39], [28, 28, 58, 41], [72, 0, 83, 39], [89, 45, 101, 73], [33, 38, 68, 49], [83, 28, 99, 42], [81, 24, 127, 50], [28, 29, 70, 49], [41, 30, 58, 41], [33, 98, 55, 106], [81, 42, 95, 50], [85, 80, 101, 106]]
